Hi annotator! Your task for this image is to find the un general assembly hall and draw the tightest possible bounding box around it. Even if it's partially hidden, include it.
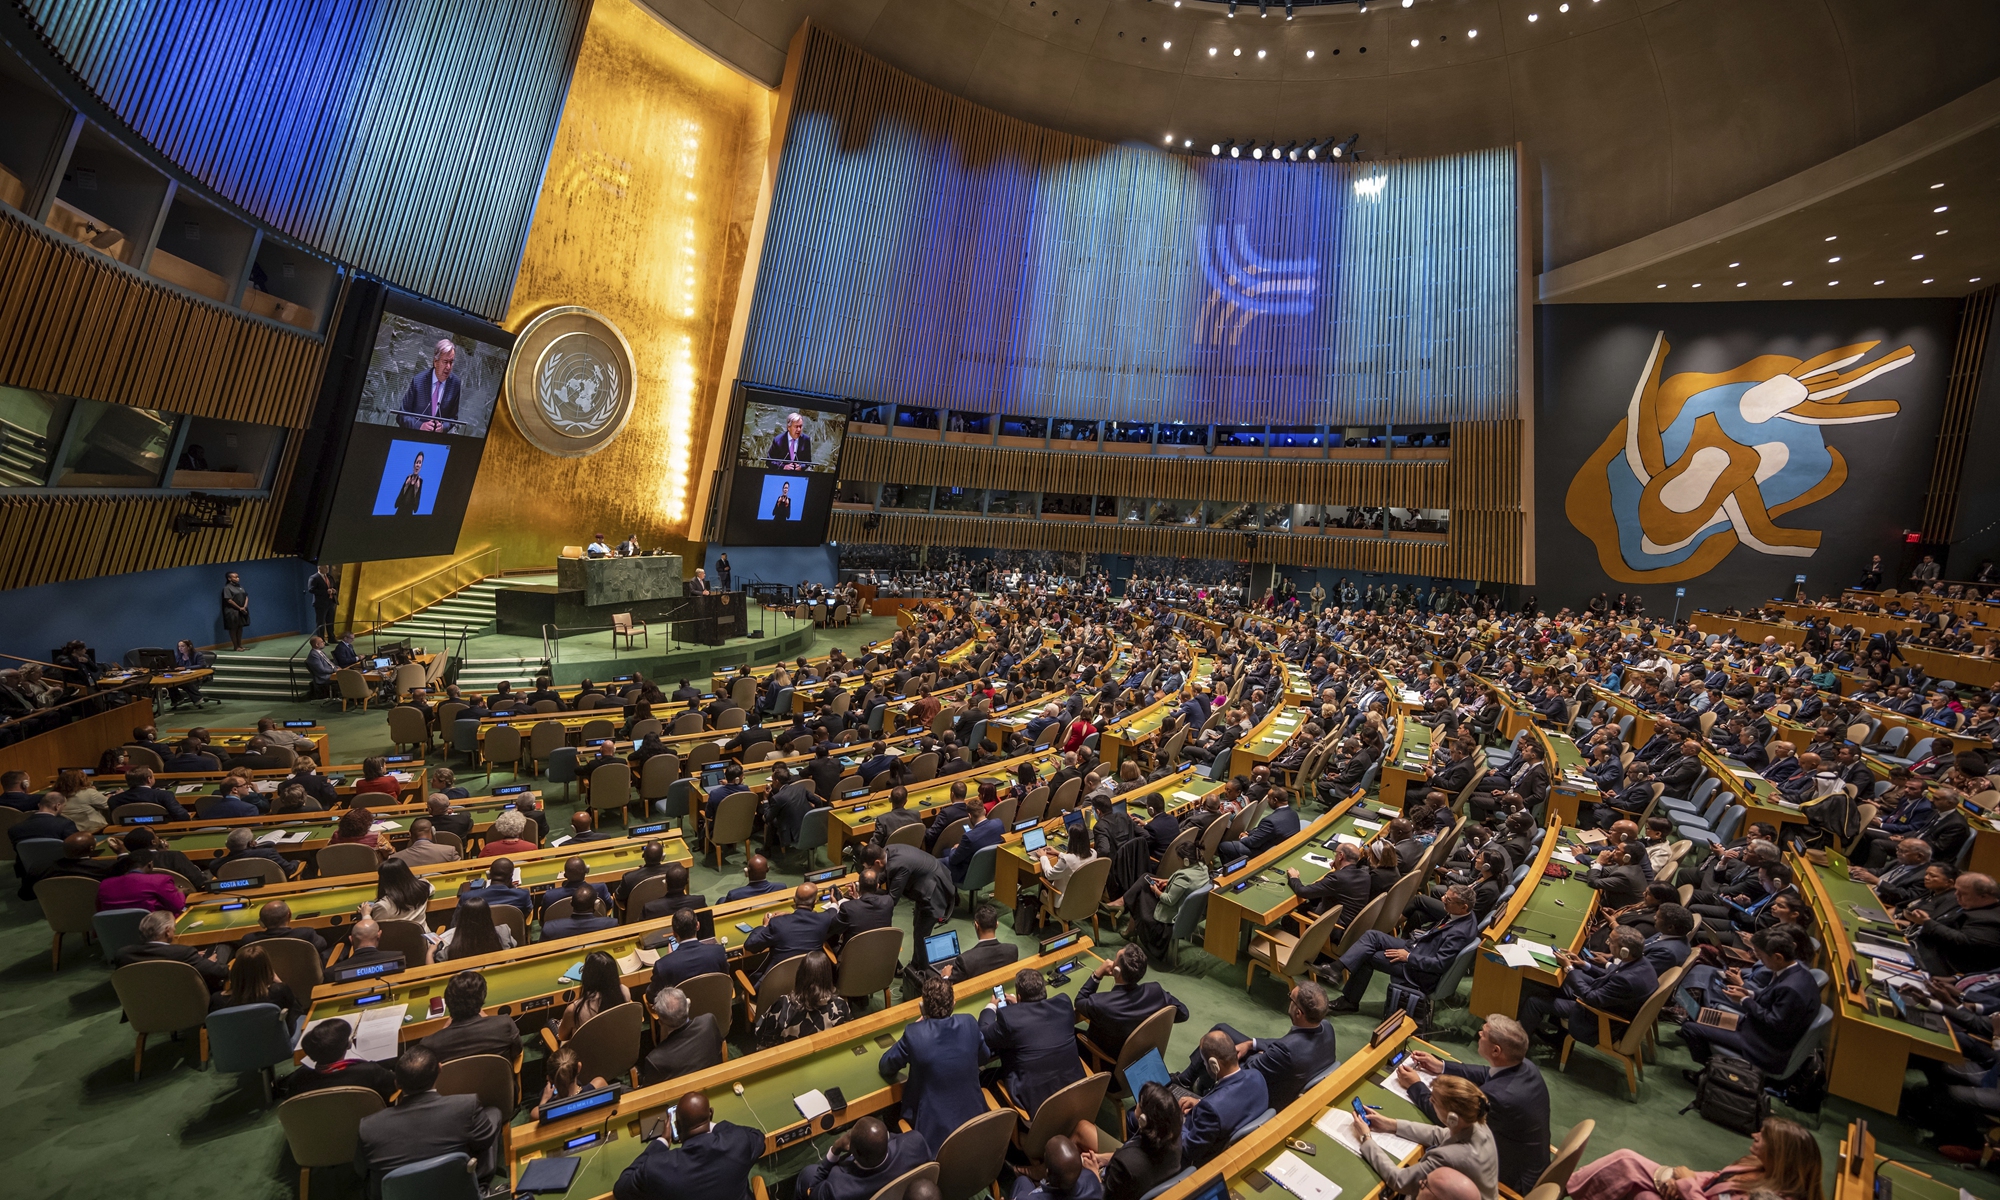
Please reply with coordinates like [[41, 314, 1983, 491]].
[[6, 1, 2000, 1198]]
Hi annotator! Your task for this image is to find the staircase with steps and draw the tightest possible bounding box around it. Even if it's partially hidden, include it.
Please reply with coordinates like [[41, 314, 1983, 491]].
[[205, 577, 546, 700]]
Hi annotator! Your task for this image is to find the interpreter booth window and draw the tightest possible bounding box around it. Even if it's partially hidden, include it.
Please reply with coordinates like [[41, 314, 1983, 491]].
[[1157, 422, 1207, 447], [1041, 492, 1093, 517], [54, 398, 177, 488], [1273, 425, 1324, 448], [0, 387, 72, 487], [1294, 504, 1329, 530], [947, 410, 992, 434], [834, 481, 877, 505], [1108, 422, 1153, 444], [1118, 497, 1153, 523], [852, 400, 888, 426], [1336, 426, 1387, 448], [1151, 499, 1201, 526], [1216, 425, 1267, 448], [933, 486, 983, 513], [1260, 503, 1293, 531], [1204, 500, 1256, 530], [1392, 425, 1451, 448], [171, 417, 282, 490], [880, 483, 932, 511], [986, 490, 1036, 516], [999, 414, 1046, 439], [1051, 419, 1098, 443], [894, 404, 938, 430]]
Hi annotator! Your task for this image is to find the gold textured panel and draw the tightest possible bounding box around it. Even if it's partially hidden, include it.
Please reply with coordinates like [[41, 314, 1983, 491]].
[[355, 0, 775, 595]]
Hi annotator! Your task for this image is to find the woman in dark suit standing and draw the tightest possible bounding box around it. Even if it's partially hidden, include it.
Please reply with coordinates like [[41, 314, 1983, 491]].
[[220, 571, 250, 651], [393, 452, 425, 516], [771, 480, 793, 522]]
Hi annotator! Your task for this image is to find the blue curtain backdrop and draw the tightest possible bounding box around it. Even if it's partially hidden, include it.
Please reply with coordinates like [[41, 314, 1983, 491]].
[[18, 0, 589, 318], [741, 29, 1518, 427]]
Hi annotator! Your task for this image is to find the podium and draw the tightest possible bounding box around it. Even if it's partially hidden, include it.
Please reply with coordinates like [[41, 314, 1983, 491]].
[[676, 591, 744, 645]]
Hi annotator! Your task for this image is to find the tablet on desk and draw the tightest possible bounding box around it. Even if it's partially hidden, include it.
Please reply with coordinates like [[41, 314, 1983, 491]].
[[1021, 827, 1048, 853]]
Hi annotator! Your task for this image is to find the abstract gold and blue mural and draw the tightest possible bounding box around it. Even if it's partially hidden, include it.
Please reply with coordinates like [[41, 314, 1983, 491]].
[[1565, 332, 1914, 582], [1536, 302, 1955, 608]]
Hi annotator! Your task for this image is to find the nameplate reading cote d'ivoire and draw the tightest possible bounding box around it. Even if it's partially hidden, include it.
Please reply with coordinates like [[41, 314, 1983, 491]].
[[504, 306, 637, 457]]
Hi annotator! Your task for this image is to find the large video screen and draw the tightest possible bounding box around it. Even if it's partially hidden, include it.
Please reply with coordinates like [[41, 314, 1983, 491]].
[[722, 388, 849, 546], [316, 294, 511, 562]]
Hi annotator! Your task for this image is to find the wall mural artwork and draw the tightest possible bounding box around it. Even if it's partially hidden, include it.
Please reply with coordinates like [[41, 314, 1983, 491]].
[[1565, 331, 1915, 583]]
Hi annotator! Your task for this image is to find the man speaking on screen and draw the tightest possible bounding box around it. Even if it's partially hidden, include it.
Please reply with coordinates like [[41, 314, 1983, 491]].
[[766, 412, 812, 470], [398, 339, 460, 432]]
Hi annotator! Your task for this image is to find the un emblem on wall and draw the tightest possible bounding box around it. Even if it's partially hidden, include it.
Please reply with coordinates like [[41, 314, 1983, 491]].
[[504, 306, 637, 457]]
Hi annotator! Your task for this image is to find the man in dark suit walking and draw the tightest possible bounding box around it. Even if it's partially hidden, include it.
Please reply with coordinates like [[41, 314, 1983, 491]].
[[353, 1046, 502, 1198], [396, 339, 462, 432], [766, 412, 814, 471], [1075, 944, 1190, 1059]]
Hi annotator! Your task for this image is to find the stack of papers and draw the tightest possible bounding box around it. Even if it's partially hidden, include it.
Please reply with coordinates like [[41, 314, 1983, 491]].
[[175, 784, 200, 794], [1173, 791, 1202, 803], [254, 829, 312, 846], [1379, 1062, 1441, 1104], [1551, 849, 1579, 864], [1264, 1151, 1343, 1200], [369, 820, 403, 834], [1316, 1107, 1422, 1162], [300, 1003, 409, 1064]]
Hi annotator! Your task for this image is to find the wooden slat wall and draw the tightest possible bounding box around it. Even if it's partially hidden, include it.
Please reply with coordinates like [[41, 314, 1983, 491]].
[[840, 437, 1452, 508], [1446, 419, 1526, 582], [0, 208, 337, 589], [1923, 284, 1996, 542], [18, 0, 589, 319], [0, 207, 329, 425], [742, 26, 1518, 426]]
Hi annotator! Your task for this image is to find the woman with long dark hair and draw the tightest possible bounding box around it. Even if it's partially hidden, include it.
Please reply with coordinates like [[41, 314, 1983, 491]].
[[1073, 1081, 1184, 1200], [437, 895, 514, 961], [753, 950, 849, 1048], [393, 451, 424, 516], [360, 859, 433, 925], [556, 951, 631, 1041], [212, 943, 301, 1021]]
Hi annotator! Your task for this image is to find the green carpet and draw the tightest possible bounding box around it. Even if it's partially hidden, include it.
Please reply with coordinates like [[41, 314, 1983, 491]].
[[2, 613, 1990, 1197]]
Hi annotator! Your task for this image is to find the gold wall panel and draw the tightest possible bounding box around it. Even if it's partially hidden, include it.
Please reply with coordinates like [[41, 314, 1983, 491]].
[[357, 0, 774, 597]]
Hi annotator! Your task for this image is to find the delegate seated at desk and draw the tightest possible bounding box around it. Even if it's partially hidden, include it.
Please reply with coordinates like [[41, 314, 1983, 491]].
[[1349, 1074, 1500, 1200], [1179, 981, 1340, 1109], [1398, 1015, 1550, 1194], [1676, 927, 1817, 1074], [614, 1090, 763, 1200], [354, 1046, 503, 1200], [878, 974, 993, 1154]]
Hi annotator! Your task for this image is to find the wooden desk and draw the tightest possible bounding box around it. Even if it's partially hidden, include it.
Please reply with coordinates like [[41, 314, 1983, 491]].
[[505, 940, 1101, 1195], [162, 724, 332, 764], [1155, 1015, 1421, 1200], [1378, 719, 1431, 810], [1793, 848, 1960, 1114], [300, 875, 840, 1048], [177, 832, 692, 945], [1469, 821, 1599, 1020], [1833, 1121, 1961, 1200], [104, 789, 543, 862], [993, 769, 1218, 909], [1230, 701, 1312, 781], [1203, 795, 1389, 964], [824, 747, 1058, 864]]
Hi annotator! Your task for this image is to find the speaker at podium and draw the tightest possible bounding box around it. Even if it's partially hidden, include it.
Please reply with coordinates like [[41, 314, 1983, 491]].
[[676, 590, 743, 646]]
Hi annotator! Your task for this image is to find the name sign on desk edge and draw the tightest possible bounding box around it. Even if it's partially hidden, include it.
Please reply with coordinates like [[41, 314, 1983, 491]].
[[543, 1083, 623, 1122], [284, 720, 316, 728], [494, 784, 529, 795], [208, 877, 258, 892], [806, 868, 844, 884], [629, 822, 670, 837]]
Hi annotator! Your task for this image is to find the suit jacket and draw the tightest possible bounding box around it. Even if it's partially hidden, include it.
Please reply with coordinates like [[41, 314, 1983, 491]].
[[979, 994, 1088, 1116], [354, 1090, 498, 1199], [1562, 957, 1658, 1042], [1075, 976, 1189, 1057], [1247, 1021, 1339, 1108], [1731, 961, 1823, 1071], [1642, 935, 1692, 974], [614, 1121, 765, 1200], [396, 370, 461, 431], [830, 893, 896, 950], [1238, 806, 1302, 855], [108, 784, 188, 822], [1414, 1060, 1551, 1193], [542, 914, 618, 942], [766, 432, 814, 469], [796, 1130, 930, 1200], [420, 1014, 521, 1064], [242, 926, 331, 957], [638, 1013, 724, 1086], [1583, 863, 1649, 910], [113, 940, 228, 988], [650, 940, 732, 993], [1183, 1066, 1269, 1166], [1921, 902, 2000, 975], [286, 1057, 396, 1103], [745, 908, 838, 979], [880, 1012, 991, 1153], [949, 817, 1008, 884], [872, 808, 926, 846], [957, 937, 1021, 979], [1291, 862, 1372, 921], [1925, 811, 1972, 865], [884, 844, 956, 914]]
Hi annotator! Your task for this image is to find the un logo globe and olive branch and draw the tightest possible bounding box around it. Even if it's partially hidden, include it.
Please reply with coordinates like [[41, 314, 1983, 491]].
[[505, 306, 637, 458]]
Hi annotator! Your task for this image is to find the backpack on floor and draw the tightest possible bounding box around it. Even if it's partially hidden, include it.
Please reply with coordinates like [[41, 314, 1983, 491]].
[[1679, 1053, 1769, 1133], [1771, 1050, 1827, 1115]]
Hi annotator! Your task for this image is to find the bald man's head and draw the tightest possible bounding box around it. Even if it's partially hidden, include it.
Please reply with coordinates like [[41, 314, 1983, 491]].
[[676, 1091, 712, 1139], [349, 918, 382, 948], [793, 882, 819, 911], [1041, 1135, 1083, 1194], [745, 854, 769, 882], [1417, 1167, 1481, 1200], [849, 1117, 889, 1167]]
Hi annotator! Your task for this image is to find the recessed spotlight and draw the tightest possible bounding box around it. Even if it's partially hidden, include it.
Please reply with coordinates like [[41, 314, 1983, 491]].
[[1912, 254, 1924, 261], [1691, 283, 1701, 288], [1233, 48, 1242, 56], [1410, 38, 1419, 47], [1183, 139, 1192, 148], [1782, 281, 1793, 286], [1559, 2, 1569, 9], [1163, 40, 1172, 48], [1736, 282, 1747, 288], [1165, 133, 1174, 143], [1209, 47, 1217, 55], [1828, 281, 1839, 286], [1923, 278, 1934, 284], [1824, 235, 1837, 242], [1656, 283, 1667, 289], [1307, 49, 1315, 57], [1874, 280, 1886, 285], [1975, 277, 1985, 283], [1258, 49, 1267, 58], [1828, 256, 1839, 263], [1468, 29, 1478, 37], [1935, 205, 1948, 213], [1528, 12, 1538, 21], [1938, 229, 1950, 235], [1402, 0, 1413, 7], [1728, 262, 1740, 268]]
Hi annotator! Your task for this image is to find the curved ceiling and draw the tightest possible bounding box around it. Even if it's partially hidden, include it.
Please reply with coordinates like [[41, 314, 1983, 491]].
[[645, 0, 2000, 271]]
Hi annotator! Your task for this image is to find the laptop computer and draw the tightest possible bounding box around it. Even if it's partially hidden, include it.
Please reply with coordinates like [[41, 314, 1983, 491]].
[[1021, 827, 1048, 853], [923, 929, 962, 969], [1121, 1046, 1199, 1103]]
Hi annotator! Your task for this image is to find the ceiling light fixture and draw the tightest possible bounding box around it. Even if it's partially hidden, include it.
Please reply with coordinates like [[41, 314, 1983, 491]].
[[1935, 205, 1948, 213], [1824, 235, 1837, 242], [1828, 281, 1839, 286], [1728, 262, 1740, 268], [1212, 139, 1228, 156], [1912, 254, 1924, 260], [1828, 256, 1840, 263], [1874, 280, 1885, 286], [1209, 46, 1217, 55], [1252, 144, 1264, 159], [1164, 40, 1172, 48], [1307, 49, 1316, 58], [1259, 2, 1269, 16], [1286, 3, 1295, 18], [1329, 134, 1358, 159], [1691, 283, 1701, 288], [1468, 28, 1478, 37], [1403, 0, 1413, 7], [1228, 1, 1238, 15], [1930, 182, 1943, 189], [1164, 133, 1174, 143], [1736, 282, 1747, 287], [1656, 283, 1666, 289], [1560, 2, 1570, 9], [1230, 143, 1241, 158], [1783, 281, 1793, 286], [1233, 47, 1242, 56], [1923, 278, 1934, 284], [1258, 48, 1267, 58], [1410, 38, 1419, 47], [1528, 12, 1538, 21], [1938, 229, 1950, 235]]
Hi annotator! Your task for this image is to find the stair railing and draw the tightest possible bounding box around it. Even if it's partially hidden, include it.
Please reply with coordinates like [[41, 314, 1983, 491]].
[[363, 546, 502, 638]]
